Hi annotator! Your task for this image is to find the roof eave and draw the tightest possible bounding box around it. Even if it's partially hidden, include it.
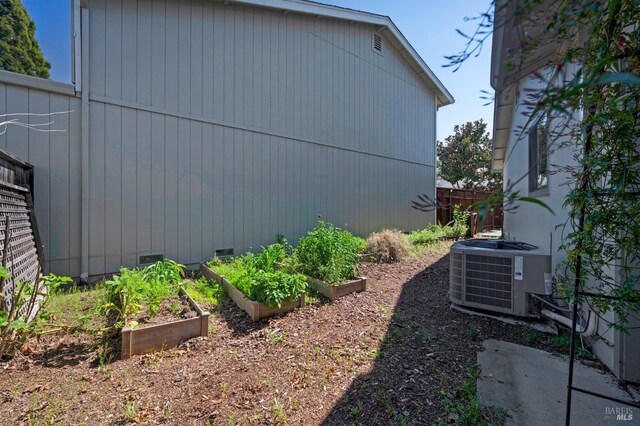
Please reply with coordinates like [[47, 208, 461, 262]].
[[491, 85, 516, 173]]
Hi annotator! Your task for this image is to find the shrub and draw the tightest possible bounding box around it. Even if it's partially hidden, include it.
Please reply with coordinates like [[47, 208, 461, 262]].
[[452, 204, 470, 237], [366, 229, 411, 263], [441, 224, 466, 239], [295, 222, 361, 284]]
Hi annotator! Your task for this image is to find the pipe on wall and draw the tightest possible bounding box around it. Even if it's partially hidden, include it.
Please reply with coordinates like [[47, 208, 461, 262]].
[[541, 309, 597, 337], [80, 6, 89, 283]]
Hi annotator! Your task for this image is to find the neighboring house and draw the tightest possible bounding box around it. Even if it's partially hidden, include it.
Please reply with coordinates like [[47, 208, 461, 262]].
[[490, 1, 639, 382], [436, 177, 455, 189], [0, 0, 452, 280]]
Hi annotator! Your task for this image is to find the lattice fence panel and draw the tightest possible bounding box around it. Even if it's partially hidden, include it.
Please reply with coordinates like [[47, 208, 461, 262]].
[[0, 185, 41, 316]]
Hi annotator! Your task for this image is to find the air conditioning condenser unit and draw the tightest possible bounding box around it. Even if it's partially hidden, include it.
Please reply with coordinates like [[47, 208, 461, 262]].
[[450, 239, 552, 317]]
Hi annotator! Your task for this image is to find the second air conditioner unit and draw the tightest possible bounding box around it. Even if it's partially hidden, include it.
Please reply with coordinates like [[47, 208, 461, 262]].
[[450, 239, 552, 317]]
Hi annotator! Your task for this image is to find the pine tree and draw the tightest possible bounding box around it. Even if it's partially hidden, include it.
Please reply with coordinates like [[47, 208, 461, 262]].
[[0, 0, 50, 78]]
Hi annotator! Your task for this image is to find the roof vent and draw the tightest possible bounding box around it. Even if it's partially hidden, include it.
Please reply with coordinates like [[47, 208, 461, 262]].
[[372, 33, 382, 54]]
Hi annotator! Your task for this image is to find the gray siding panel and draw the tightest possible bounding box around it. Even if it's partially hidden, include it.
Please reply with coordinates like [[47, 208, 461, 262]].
[[150, 113, 166, 256], [88, 101, 105, 275], [0, 84, 81, 277], [120, 108, 137, 267], [0, 0, 439, 278], [104, 104, 122, 272]]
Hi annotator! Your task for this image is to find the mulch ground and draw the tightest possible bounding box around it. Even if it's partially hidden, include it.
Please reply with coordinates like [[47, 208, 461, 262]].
[[0, 250, 589, 425]]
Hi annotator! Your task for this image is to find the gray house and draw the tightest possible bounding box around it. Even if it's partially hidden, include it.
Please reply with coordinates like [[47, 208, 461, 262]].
[[0, 0, 452, 280]]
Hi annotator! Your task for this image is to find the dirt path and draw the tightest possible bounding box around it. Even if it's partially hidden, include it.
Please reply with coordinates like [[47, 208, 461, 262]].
[[0, 250, 579, 425]]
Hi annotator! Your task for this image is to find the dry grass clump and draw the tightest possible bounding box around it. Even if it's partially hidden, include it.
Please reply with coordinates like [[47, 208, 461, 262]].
[[366, 229, 411, 263]]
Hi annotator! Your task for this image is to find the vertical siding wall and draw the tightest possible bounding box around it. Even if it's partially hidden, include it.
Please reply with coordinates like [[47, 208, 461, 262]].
[[0, 83, 82, 277], [87, 0, 437, 276]]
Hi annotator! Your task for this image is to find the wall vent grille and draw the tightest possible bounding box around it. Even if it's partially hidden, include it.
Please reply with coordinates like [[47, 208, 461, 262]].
[[372, 33, 382, 53], [464, 254, 512, 310]]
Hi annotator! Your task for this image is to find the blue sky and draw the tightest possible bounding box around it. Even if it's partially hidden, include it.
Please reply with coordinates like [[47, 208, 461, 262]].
[[23, 0, 493, 141]]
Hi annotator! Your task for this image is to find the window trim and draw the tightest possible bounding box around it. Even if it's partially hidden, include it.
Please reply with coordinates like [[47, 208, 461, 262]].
[[528, 116, 549, 195]]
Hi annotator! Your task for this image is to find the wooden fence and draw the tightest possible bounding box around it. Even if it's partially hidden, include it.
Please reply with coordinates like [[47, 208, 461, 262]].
[[436, 187, 503, 231]]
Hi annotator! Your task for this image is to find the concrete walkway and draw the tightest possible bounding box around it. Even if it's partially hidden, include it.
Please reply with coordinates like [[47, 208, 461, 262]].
[[477, 340, 639, 425]]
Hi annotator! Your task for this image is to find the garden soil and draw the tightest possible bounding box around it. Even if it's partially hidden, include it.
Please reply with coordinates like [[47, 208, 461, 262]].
[[0, 249, 598, 425]]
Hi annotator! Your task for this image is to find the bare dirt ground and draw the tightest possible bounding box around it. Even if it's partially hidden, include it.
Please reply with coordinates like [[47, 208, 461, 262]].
[[0, 249, 586, 425]]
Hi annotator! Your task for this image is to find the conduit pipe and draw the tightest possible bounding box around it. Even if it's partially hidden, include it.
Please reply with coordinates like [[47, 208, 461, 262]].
[[541, 309, 597, 337]]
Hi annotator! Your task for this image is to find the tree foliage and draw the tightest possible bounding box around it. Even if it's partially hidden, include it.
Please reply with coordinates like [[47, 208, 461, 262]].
[[437, 119, 502, 191], [0, 0, 50, 78]]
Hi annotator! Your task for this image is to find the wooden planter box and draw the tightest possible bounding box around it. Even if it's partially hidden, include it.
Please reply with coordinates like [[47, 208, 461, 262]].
[[305, 276, 367, 301], [121, 287, 209, 359], [200, 264, 305, 322]]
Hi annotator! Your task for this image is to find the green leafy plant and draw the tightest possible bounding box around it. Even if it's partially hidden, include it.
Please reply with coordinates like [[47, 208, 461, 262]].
[[248, 270, 306, 308], [124, 400, 138, 421], [451, 205, 470, 238], [410, 206, 469, 243], [409, 224, 444, 245], [185, 277, 225, 306], [275, 234, 294, 256], [0, 268, 72, 359], [438, 367, 483, 426], [295, 222, 361, 284], [253, 243, 286, 273], [523, 329, 543, 345], [98, 259, 185, 330], [207, 244, 307, 308], [353, 236, 368, 254], [143, 259, 185, 286]]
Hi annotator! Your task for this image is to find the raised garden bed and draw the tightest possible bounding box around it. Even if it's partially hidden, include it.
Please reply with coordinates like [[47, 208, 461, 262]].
[[200, 264, 305, 322], [305, 275, 367, 301], [121, 287, 209, 359]]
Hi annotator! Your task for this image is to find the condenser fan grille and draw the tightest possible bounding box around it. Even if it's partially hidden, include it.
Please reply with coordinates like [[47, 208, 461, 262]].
[[464, 254, 512, 310]]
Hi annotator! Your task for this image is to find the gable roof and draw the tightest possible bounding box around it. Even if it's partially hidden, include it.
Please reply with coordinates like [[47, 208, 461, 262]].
[[230, 0, 455, 107]]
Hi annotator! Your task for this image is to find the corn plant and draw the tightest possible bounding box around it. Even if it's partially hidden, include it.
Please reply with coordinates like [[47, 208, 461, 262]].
[[143, 259, 185, 286], [98, 260, 185, 330]]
